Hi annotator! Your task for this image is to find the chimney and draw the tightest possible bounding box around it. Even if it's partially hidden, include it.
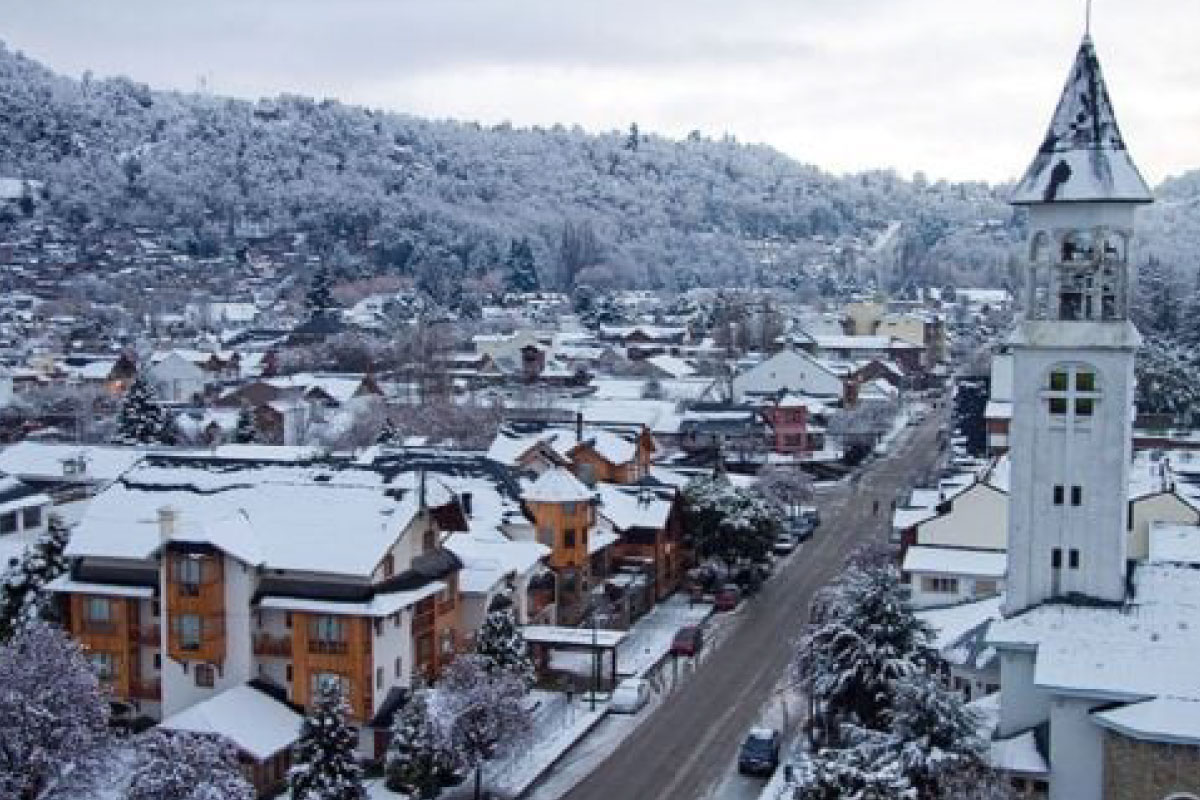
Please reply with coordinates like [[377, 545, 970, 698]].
[[157, 506, 177, 545], [576, 411, 584, 443], [461, 492, 473, 518]]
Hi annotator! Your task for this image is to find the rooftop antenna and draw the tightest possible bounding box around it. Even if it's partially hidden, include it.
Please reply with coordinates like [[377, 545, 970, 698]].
[[1085, 0, 1093, 37]]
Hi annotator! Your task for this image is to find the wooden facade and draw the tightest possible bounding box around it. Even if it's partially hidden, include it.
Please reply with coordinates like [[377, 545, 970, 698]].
[[290, 612, 374, 722], [527, 499, 595, 571], [164, 549, 226, 666], [67, 593, 149, 702]]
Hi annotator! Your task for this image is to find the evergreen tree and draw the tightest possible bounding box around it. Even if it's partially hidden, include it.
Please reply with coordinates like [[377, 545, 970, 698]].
[[289, 682, 365, 800], [793, 562, 937, 739], [376, 417, 401, 447], [385, 688, 449, 798], [625, 122, 640, 152], [114, 373, 168, 445], [505, 238, 539, 294], [682, 475, 779, 571], [306, 266, 335, 317], [0, 514, 70, 641], [234, 405, 258, 444], [473, 605, 536, 690]]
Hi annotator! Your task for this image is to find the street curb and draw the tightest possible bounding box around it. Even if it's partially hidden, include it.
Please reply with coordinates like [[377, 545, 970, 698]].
[[513, 707, 610, 799]]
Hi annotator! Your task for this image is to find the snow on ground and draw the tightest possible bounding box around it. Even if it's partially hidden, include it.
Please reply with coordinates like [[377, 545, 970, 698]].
[[616, 594, 713, 678]]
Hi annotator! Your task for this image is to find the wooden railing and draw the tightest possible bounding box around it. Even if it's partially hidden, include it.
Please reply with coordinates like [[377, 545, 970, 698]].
[[253, 634, 293, 657], [307, 639, 348, 656], [80, 619, 116, 635]]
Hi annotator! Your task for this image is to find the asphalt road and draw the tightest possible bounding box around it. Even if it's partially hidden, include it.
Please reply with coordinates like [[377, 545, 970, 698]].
[[547, 413, 949, 800]]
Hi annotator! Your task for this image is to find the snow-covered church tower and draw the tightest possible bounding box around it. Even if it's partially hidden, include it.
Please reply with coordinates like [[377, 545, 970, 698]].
[[1003, 35, 1153, 616]]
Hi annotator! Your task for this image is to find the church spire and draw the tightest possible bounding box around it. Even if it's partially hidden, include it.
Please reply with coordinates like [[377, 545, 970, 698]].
[[1011, 36, 1152, 205]]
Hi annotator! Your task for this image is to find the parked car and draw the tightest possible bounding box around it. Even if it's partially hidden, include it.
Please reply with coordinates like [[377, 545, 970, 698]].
[[715, 583, 742, 611], [609, 677, 651, 713], [670, 625, 704, 657], [798, 506, 820, 529], [773, 534, 799, 556], [786, 517, 814, 542], [737, 728, 781, 777]]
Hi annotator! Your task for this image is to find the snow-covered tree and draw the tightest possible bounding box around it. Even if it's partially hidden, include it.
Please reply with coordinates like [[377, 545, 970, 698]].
[[113, 372, 169, 445], [472, 606, 535, 690], [385, 687, 450, 799], [233, 406, 258, 444], [890, 678, 989, 799], [126, 730, 255, 800], [288, 682, 365, 800], [0, 514, 70, 641], [755, 465, 815, 517], [793, 562, 936, 740], [682, 475, 779, 569], [0, 620, 112, 800], [791, 727, 914, 800], [505, 238, 539, 294], [306, 266, 336, 317], [376, 416, 401, 447], [428, 655, 532, 800]]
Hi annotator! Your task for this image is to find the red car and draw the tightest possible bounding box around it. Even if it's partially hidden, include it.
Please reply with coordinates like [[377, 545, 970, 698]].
[[715, 583, 742, 612], [670, 625, 704, 657]]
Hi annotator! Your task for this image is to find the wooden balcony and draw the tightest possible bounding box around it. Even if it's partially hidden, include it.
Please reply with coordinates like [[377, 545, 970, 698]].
[[81, 619, 117, 635], [129, 678, 161, 701], [130, 625, 160, 647], [253, 634, 293, 658], [307, 639, 348, 656]]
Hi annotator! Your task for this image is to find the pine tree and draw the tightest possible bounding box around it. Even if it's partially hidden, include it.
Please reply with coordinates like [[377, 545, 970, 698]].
[[0, 514, 70, 641], [114, 372, 167, 445], [506, 238, 539, 294], [306, 265, 337, 318], [234, 405, 258, 444], [793, 562, 937, 740], [385, 688, 449, 798], [289, 682, 365, 800], [473, 606, 536, 690], [376, 417, 401, 447]]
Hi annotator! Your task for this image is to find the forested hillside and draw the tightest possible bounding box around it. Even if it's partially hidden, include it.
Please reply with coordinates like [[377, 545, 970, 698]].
[[1, 41, 1196, 296]]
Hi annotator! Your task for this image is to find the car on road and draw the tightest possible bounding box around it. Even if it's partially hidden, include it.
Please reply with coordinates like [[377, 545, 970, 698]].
[[714, 583, 742, 611], [670, 625, 704, 658], [773, 534, 799, 555], [737, 728, 781, 777], [609, 677, 651, 713]]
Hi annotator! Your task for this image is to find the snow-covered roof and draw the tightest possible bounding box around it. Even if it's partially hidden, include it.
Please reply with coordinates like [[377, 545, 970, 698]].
[[1012, 37, 1152, 205], [989, 729, 1049, 776], [47, 576, 156, 599], [158, 684, 303, 761], [917, 596, 1003, 651], [990, 564, 1200, 703], [645, 354, 696, 378], [0, 442, 148, 483], [67, 458, 423, 577], [984, 400, 1012, 421], [902, 546, 1006, 578], [257, 581, 444, 618], [521, 625, 627, 648], [443, 531, 549, 594], [521, 467, 595, 504], [596, 483, 674, 532], [1093, 697, 1200, 746], [587, 529, 620, 555]]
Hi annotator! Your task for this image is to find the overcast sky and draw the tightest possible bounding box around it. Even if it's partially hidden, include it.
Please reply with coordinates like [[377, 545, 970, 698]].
[[1, 1, 1196, 184]]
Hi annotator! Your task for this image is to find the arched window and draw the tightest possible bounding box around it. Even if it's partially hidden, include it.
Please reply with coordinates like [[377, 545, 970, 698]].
[[1045, 364, 1100, 422], [1030, 231, 1051, 263]]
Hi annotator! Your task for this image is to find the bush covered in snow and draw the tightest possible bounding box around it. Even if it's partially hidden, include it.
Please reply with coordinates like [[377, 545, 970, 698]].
[[473, 606, 536, 691], [126, 730, 255, 800]]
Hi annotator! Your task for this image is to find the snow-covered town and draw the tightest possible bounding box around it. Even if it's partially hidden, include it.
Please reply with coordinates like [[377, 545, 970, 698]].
[[1, 4, 1199, 800]]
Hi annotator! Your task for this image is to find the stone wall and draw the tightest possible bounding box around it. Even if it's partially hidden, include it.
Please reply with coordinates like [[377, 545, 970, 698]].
[[1103, 730, 1200, 800]]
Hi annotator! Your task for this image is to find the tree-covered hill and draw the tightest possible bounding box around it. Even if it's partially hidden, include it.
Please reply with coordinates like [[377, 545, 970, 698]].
[[1, 41, 1195, 296]]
